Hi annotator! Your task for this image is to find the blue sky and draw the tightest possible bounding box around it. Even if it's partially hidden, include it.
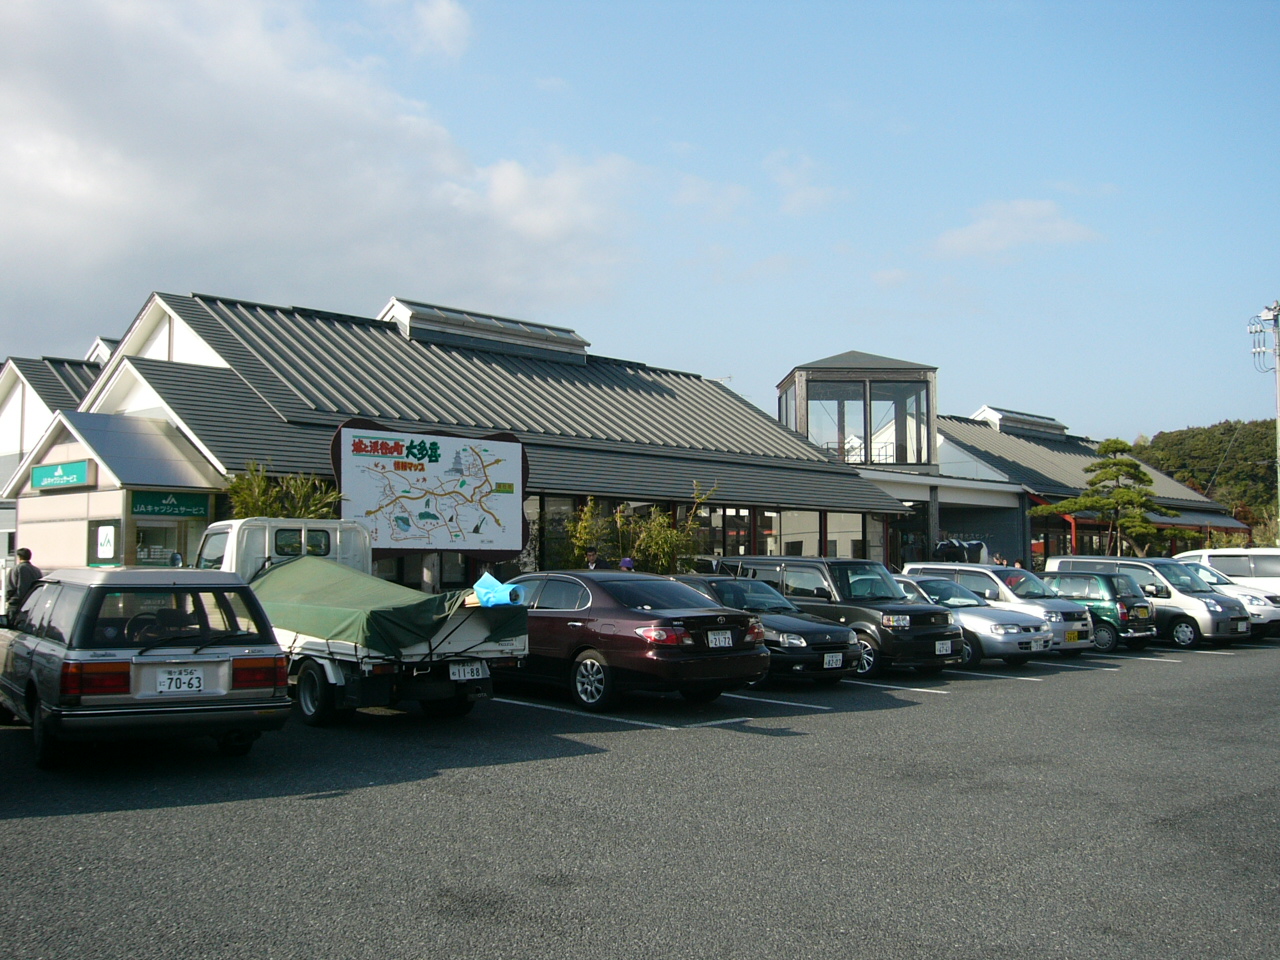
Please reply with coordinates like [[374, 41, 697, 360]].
[[2, 0, 1277, 443]]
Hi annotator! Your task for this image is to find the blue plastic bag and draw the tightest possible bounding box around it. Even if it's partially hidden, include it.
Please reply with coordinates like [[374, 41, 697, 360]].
[[472, 572, 527, 606]]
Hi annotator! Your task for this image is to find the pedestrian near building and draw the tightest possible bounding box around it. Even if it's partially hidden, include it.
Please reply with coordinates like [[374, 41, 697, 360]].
[[6, 548, 43, 619], [584, 547, 608, 570]]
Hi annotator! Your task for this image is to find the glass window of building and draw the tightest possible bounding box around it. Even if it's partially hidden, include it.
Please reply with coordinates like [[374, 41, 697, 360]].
[[827, 513, 864, 558], [869, 381, 929, 464], [807, 381, 866, 463], [781, 510, 820, 556]]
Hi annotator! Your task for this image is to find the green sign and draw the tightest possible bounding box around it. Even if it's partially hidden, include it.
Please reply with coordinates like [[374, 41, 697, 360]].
[[32, 460, 93, 490], [131, 491, 209, 518]]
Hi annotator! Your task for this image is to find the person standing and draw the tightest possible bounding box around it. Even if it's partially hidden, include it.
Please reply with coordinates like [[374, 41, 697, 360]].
[[584, 547, 608, 571], [6, 548, 43, 618]]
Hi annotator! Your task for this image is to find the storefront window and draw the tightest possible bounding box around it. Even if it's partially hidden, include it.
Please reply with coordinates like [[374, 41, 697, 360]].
[[781, 510, 820, 556], [827, 513, 865, 558], [724, 507, 751, 556], [541, 496, 576, 569], [757, 510, 780, 555]]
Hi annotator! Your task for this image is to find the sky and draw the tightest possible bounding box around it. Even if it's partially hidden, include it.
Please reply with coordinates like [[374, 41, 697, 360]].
[[1, 0, 1278, 444]]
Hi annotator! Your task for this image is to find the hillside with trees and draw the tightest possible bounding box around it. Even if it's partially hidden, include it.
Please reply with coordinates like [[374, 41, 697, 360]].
[[1131, 419, 1276, 538]]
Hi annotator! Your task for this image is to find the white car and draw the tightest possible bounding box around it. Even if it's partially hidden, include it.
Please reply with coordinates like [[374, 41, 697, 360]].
[[897, 575, 1053, 668], [1178, 561, 1280, 640]]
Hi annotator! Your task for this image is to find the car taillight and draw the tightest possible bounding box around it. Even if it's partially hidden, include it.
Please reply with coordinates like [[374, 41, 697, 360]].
[[61, 661, 131, 696], [635, 626, 693, 645], [746, 619, 766, 644], [233, 655, 289, 689], [1117, 602, 1128, 621]]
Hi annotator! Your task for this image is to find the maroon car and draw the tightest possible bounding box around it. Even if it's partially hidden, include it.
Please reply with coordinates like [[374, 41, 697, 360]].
[[499, 571, 769, 710]]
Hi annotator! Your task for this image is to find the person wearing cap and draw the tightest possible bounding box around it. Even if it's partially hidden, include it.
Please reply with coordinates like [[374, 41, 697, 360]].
[[584, 547, 608, 570], [618, 557, 636, 571]]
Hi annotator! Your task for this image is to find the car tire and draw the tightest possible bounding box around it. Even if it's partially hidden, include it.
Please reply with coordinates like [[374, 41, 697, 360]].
[[216, 732, 258, 757], [680, 685, 724, 704], [851, 633, 882, 678], [296, 659, 338, 726], [1003, 655, 1030, 667], [30, 695, 63, 769], [1092, 623, 1120, 654], [959, 632, 984, 669], [421, 694, 475, 719], [1169, 617, 1202, 649], [570, 650, 616, 711]]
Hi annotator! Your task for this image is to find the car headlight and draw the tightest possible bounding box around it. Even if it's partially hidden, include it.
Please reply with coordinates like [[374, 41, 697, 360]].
[[1239, 594, 1268, 608], [772, 632, 807, 648], [881, 614, 911, 629], [987, 623, 1022, 635], [1042, 611, 1064, 622], [1202, 598, 1222, 613]]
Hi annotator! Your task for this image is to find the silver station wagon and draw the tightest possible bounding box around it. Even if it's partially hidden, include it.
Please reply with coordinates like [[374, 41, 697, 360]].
[[0, 568, 291, 767]]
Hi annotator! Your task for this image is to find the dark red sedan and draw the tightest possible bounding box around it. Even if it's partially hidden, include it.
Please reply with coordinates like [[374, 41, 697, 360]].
[[498, 571, 769, 710]]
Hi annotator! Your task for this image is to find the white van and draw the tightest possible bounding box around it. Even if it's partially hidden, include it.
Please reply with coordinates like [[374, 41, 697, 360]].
[[194, 518, 372, 583], [1173, 548, 1280, 597]]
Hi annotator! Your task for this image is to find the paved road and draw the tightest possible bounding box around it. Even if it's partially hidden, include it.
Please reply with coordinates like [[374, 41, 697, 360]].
[[2, 641, 1279, 960]]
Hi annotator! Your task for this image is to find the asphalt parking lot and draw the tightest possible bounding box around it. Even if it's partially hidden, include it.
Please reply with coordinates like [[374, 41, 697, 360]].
[[2, 641, 1279, 960]]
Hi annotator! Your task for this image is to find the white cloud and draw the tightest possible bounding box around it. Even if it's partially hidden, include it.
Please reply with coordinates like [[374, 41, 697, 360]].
[[763, 150, 847, 215], [871, 268, 910, 288], [410, 0, 471, 59], [0, 0, 634, 352], [933, 200, 1101, 258]]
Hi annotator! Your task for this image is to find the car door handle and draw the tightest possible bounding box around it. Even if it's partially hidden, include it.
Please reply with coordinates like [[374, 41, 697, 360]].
[[567, 621, 585, 628]]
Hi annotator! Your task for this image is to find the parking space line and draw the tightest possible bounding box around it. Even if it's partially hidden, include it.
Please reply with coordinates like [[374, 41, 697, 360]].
[[684, 717, 755, 728], [844, 680, 950, 695], [1192, 650, 1235, 656], [1092, 654, 1183, 663], [1229, 644, 1273, 649], [492, 698, 678, 730], [1041, 661, 1120, 671], [948, 670, 1044, 682], [723, 693, 832, 710]]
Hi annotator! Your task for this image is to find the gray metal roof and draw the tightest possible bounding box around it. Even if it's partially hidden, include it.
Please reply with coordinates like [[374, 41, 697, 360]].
[[9, 357, 101, 411], [124, 294, 905, 513], [794, 350, 936, 372], [60, 412, 226, 489], [939, 415, 1225, 511]]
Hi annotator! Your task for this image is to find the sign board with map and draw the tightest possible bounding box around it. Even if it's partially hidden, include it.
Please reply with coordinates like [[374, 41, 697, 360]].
[[337, 426, 524, 553]]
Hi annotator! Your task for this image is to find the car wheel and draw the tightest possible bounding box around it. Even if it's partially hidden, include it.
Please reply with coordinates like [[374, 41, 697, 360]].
[[30, 694, 63, 769], [570, 650, 616, 711], [1003, 655, 1030, 667], [851, 634, 882, 678], [680, 685, 724, 704], [959, 632, 984, 669], [1169, 617, 1201, 649], [296, 659, 338, 726], [421, 694, 475, 719], [1092, 623, 1119, 654], [216, 732, 258, 757]]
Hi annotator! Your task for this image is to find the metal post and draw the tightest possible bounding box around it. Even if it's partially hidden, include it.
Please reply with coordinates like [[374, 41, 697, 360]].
[[1249, 302, 1280, 545]]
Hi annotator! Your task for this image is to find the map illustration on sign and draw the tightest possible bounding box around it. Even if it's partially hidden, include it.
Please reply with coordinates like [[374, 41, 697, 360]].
[[339, 428, 523, 552]]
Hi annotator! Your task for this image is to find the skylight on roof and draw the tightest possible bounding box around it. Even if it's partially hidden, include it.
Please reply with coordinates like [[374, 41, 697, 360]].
[[378, 297, 590, 359]]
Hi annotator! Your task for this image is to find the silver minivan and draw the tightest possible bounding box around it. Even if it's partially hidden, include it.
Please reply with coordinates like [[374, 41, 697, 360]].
[[1173, 548, 1280, 597], [899, 562, 1094, 654], [1042, 556, 1250, 649]]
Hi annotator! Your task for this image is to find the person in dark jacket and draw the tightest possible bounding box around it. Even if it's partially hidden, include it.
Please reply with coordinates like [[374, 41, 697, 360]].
[[6, 548, 43, 618]]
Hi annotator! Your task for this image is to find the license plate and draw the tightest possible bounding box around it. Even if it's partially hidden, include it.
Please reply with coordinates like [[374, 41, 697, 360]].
[[1236, 621, 1249, 633], [707, 630, 733, 648], [1133, 606, 1150, 618], [1031, 639, 1049, 651], [823, 652, 843, 669], [448, 661, 486, 681], [935, 640, 952, 655], [157, 667, 202, 694], [1065, 631, 1080, 642]]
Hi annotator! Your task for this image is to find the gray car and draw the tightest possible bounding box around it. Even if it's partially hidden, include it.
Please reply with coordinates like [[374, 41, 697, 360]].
[[900, 562, 1095, 655], [0, 567, 291, 767], [897, 575, 1053, 667]]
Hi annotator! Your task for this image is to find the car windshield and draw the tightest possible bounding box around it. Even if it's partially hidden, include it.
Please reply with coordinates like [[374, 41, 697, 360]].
[[896, 579, 926, 601], [916, 579, 986, 608], [1184, 562, 1231, 587], [603, 579, 723, 612], [707, 579, 797, 613], [78, 587, 272, 650], [1153, 562, 1214, 593], [827, 562, 904, 602], [997, 568, 1053, 599]]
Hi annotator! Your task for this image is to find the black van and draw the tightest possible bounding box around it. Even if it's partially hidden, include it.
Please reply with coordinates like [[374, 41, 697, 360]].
[[713, 556, 962, 676]]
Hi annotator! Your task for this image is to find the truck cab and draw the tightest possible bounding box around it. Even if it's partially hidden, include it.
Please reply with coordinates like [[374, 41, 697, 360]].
[[194, 518, 372, 582]]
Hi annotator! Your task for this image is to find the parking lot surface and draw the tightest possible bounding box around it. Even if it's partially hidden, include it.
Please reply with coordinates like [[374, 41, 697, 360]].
[[2, 642, 1279, 959]]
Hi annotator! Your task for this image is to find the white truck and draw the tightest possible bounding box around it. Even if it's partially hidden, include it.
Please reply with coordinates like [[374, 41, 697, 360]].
[[192, 518, 528, 722]]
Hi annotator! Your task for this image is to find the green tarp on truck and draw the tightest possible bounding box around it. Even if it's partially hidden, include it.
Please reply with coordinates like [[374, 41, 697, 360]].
[[250, 555, 525, 657]]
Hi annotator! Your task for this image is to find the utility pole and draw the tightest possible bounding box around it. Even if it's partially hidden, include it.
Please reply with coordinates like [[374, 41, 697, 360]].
[[1249, 300, 1280, 545]]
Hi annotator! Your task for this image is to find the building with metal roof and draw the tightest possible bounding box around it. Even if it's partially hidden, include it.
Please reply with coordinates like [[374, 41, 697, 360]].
[[4, 291, 907, 586]]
